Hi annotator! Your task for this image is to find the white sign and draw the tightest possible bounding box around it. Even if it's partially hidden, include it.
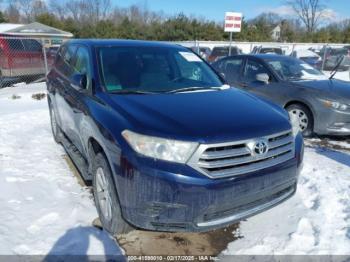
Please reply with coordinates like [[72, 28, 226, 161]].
[[224, 12, 242, 33]]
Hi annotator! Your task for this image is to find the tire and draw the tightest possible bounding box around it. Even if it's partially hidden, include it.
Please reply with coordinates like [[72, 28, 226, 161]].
[[49, 104, 62, 144], [92, 153, 133, 235], [286, 103, 313, 137]]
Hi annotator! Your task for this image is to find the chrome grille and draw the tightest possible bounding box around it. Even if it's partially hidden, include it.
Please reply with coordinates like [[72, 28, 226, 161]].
[[188, 130, 295, 179]]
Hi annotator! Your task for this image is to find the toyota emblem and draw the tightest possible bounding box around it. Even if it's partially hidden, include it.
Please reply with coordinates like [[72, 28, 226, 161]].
[[254, 141, 269, 156]]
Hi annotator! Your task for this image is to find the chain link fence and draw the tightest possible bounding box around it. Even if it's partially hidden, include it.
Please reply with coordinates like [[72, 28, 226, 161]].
[[186, 41, 350, 81], [0, 36, 56, 88], [1, 37, 349, 89]]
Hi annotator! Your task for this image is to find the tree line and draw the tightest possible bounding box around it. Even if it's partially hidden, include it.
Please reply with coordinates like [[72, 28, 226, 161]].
[[0, 0, 349, 43]]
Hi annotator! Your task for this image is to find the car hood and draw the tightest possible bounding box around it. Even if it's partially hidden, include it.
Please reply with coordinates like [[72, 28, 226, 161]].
[[292, 79, 350, 100], [108, 89, 291, 143]]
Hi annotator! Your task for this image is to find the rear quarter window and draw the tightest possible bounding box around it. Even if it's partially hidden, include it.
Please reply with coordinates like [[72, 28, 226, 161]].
[[56, 44, 77, 78]]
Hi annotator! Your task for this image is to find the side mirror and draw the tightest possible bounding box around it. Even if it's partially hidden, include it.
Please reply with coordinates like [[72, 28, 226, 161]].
[[256, 73, 270, 84], [71, 73, 87, 89], [220, 72, 226, 79]]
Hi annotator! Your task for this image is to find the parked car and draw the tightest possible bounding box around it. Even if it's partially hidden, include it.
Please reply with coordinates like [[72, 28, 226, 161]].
[[207, 46, 242, 63], [290, 49, 322, 68], [190, 46, 211, 60], [213, 54, 350, 136], [0, 37, 45, 87], [321, 48, 350, 71], [47, 40, 303, 235], [308, 47, 321, 55], [251, 46, 284, 55]]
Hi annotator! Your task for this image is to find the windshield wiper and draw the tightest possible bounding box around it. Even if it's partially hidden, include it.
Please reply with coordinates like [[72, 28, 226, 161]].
[[286, 76, 302, 81], [110, 90, 157, 95], [166, 87, 222, 94], [329, 55, 345, 80]]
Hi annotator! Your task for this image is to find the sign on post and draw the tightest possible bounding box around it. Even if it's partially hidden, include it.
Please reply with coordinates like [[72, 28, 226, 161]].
[[224, 12, 242, 55], [224, 12, 242, 33]]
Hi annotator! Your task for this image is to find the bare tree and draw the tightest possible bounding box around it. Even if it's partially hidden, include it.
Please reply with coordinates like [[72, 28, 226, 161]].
[[286, 0, 326, 33], [48, 0, 65, 20], [31, 0, 48, 18], [16, 0, 33, 22], [51, 0, 111, 24], [92, 0, 111, 20], [5, 3, 20, 23]]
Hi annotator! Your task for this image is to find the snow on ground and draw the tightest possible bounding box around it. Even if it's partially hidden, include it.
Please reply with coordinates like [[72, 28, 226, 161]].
[[323, 70, 350, 81], [0, 83, 122, 256], [223, 146, 350, 255], [1, 82, 350, 256]]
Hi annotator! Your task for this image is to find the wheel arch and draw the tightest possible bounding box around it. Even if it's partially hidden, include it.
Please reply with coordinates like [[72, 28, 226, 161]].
[[87, 136, 117, 185], [284, 100, 315, 119], [88, 137, 105, 167], [87, 136, 129, 221]]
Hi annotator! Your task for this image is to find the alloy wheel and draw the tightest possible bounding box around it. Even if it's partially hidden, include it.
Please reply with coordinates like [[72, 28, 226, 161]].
[[288, 108, 309, 132], [95, 167, 112, 222]]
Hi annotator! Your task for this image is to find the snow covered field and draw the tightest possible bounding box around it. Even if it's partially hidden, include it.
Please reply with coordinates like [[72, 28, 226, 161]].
[[0, 83, 349, 256], [224, 146, 350, 255], [0, 83, 122, 257]]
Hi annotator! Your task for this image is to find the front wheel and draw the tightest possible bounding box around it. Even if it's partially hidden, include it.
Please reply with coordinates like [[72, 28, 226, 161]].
[[92, 153, 133, 235], [286, 104, 313, 137]]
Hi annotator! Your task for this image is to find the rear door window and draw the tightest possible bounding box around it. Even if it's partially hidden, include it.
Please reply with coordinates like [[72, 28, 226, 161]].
[[221, 58, 244, 83], [72, 46, 92, 89], [64, 45, 77, 65], [58, 44, 77, 78], [55, 45, 66, 69]]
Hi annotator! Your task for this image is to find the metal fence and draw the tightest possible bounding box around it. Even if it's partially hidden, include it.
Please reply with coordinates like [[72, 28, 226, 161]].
[[1, 36, 349, 89], [184, 41, 350, 80], [0, 36, 54, 88]]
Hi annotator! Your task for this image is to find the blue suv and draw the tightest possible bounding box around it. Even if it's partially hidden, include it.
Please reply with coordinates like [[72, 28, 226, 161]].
[[47, 40, 304, 235]]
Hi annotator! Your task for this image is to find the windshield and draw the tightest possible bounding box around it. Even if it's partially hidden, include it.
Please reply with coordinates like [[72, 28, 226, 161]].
[[261, 48, 282, 55], [211, 48, 230, 56], [265, 57, 327, 81], [98, 46, 223, 93]]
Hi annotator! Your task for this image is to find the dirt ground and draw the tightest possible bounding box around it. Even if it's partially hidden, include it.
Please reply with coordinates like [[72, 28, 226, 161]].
[[116, 224, 239, 256]]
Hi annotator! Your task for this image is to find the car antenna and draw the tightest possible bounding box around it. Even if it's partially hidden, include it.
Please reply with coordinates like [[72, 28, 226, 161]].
[[329, 55, 345, 80]]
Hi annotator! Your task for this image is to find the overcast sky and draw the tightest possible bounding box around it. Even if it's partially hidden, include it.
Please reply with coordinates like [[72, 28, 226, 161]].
[[115, 0, 349, 22]]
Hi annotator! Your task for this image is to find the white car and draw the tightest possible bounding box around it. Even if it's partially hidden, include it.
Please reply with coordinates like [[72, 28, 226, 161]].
[[291, 49, 321, 68]]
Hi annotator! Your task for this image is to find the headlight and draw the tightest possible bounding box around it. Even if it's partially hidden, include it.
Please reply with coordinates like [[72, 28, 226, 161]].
[[321, 99, 348, 111], [122, 130, 198, 163]]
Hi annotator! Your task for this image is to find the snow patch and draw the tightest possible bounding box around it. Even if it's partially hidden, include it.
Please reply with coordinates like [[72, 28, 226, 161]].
[[0, 83, 122, 256]]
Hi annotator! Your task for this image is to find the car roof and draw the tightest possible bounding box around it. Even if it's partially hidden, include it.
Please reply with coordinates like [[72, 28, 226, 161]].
[[260, 47, 282, 50], [213, 46, 238, 49], [224, 54, 289, 60], [64, 39, 187, 50]]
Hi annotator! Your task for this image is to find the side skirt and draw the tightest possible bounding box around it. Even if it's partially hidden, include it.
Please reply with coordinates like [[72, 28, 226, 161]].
[[60, 133, 93, 182]]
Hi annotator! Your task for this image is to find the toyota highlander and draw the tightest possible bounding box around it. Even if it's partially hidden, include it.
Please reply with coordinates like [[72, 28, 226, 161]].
[[47, 40, 304, 235]]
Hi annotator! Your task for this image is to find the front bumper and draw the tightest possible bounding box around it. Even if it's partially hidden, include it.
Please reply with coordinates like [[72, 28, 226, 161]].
[[315, 107, 350, 135], [112, 134, 303, 232]]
